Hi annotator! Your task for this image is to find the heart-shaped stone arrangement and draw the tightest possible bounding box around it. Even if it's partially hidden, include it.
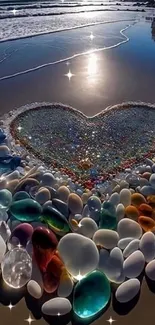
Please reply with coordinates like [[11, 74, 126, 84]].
[[10, 103, 155, 184]]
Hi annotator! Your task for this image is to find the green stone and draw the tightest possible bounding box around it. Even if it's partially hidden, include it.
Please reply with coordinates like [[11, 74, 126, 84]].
[[99, 202, 117, 230], [13, 191, 30, 201], [42, 206, 70, 234], [0, 189, 12, 209], [73, 270, 110, 319], [9, 198, 42, 222]]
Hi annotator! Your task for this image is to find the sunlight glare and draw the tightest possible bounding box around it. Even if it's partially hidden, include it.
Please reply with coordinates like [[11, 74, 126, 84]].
[[87, 53, 98, 76]]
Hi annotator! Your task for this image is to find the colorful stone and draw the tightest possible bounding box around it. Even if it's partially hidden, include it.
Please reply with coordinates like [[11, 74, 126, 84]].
[[13, 191, 30, 201], [58, 268, 73, 297], [131, 193, 146, 207], [138, 203, 153, 217], [42, 252, 63, 293], [73, 270, 110, 318], [11, 223, 33, 247], [32, 226, 58, 272], [99, 203, 117, 230], [0, 189, 12, 209], [42, 206, 70, 234], [9, 198, 42, 222], [125, 205, 139, 221], [52, 198, 69, 219], [138, 216, 155, 232]]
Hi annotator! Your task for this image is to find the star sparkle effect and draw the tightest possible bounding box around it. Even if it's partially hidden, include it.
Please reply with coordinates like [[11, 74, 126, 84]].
[[17, 125, 22, 132], [65, 70, 75, 81], [74, 271, 84, 281], [25, 315, 35, 324], [106, 316, 116, 324], [12, 8, 17, 15], [89, 32, 94, 40], [7, 303, 15, 311]]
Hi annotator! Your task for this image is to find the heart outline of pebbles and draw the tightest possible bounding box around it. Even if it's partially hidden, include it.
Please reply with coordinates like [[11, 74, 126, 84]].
[[8, 102, 155, 184]]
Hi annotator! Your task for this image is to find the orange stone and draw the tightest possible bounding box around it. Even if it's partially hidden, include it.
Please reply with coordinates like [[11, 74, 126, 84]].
[[42, 253, 64, 293], [138, 216, 155, 232], [125, 205, 139, 221], [138, 203, 153, 217], [147, 195, 155, 209], [131, 193, 146, 207]]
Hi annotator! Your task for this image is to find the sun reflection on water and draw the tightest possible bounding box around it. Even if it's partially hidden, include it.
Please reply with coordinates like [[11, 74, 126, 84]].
[[87, 53, 98, 77]]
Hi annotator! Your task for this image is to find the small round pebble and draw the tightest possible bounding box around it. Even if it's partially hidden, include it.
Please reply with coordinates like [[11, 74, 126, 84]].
[[68, 193, 83, 214], [93, 229, 119, 249], [123, 250, 145, 278], [139, 232, 155, 262], [35, 188, 51, 205], [41, 297, 72, 316], [57, 186, 70, 202], [78, 218, 98, 238], [123, 239, 140, 258], [120, 189, 131, 207], [117, 218, 142, 239], [131, 193, 146, 207], [27, 280, 43, 299], [116, 203, 125, 221], [115, 279, 140, 303], [145, 260, 155, 281]]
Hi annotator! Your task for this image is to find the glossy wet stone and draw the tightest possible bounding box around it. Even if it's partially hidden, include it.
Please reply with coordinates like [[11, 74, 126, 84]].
[[99, 203, 117, 230], [11, 223, 33, 247], [138, 216, 155, 232], [125, 205, 139, 221], [13, 191, 30, 201], [138, 203, 153, 217], [32, 226, 58, 272], [0, 189, 12, 209], [131, 193, 146, 207], [9, 198, 42, 222], [42, 206, 70, 234], [1, 247, 32, 288], [73, 270, 110, 319], [52, 198, 69, 219], [43, 252, 64, 293]]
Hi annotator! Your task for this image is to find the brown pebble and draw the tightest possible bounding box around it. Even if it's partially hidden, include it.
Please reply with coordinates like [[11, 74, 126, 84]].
[[138, 216, 155, 232], [125, 205, 139, 221], [142, 172, 152, 180], [138, 203, 153, 217], [131, 193, 146, 207]]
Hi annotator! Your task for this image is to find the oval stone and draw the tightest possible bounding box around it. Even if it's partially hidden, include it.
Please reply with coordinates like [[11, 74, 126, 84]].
[[118, 237, 134, 250], [87, 196, 101, 212], [11, 223, 33, 247], [125, 205, 139, 221], [32, 226, 58, 272], [73, 270, 110, 318], [139, 232, 155, 262], [42, 206, 70, 234], [93, 229, 119, 249], [9, 198, 42, 222], [27, 280, 43, 299], [149, 174, 155, 189], [120, 189, 131, 207], [0, 189, 12, 209], [115, 279, 140, 303], [43, 252, 64, 293], [57, 233, 99, 277], [116, 203, 125, 221], [52, 198, 69, 219], [138, 203, 153, 217], [105, 247, 124, 283], [0, 234, 6, 262], [57, 186, 70, 203], [109, 193, 120, 206], [123, 239, 140, 258], [117, 219, 142, 239], [123, 250, 145, 278], [138, 216, 155, 232], [68, 193, 83, 214], [99, 206, 117, 230], [41, 173, 56, 187], [131, 193, 146, 207], [145, 260, 155, 281], [42, 297, 72, 316], [35, 188, 51, 205], [78, 218, 98, 238], [13, 191, 30, 201], [0, 145, 10, 157]]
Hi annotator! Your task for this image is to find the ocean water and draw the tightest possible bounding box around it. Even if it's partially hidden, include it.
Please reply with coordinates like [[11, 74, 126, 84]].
[[0, 0, 154, 41]]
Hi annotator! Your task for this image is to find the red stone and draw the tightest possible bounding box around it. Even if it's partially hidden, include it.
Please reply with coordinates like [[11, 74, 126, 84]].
[[42, 253, 64, 293], [32, 226, 58, 272]]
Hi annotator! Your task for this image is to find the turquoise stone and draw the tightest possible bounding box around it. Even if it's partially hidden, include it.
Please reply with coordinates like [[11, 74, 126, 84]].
[[9, 198, 42, 222], [99, 202, 117, 230], [13, 191, 30, 201], [42, 206, 70, 234], [73, 270, 110, 319], [0, 189, 12, 209]]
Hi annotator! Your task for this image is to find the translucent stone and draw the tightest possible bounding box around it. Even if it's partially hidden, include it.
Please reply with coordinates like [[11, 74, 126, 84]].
[[99, 204, 117, 230], [0, 189, 12, 209], [73, 270, 110, 318], [1, 247, 32, 288], [9, 198, 42, 222], [42, 206, 70, 235]]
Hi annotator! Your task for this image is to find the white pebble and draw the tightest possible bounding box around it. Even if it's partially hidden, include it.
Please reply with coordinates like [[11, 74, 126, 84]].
[[93, 229, 119, 249], [109, 193, 120, 206], [78, 218, 98, 238], [117, 219, 142, 239], [42, 297, 72, 316], [123, 239, 140, 258], [116, 203, 125, 221], [27, 280, 42, 299], [118, 237, 134, 250], [115, 279, 140, 303], [120, 189, 131, 207], [139, 232, 155, 263], [0, 235, 6, 262], [145, 260, 155, 281], [123, 251, 145, 278]]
